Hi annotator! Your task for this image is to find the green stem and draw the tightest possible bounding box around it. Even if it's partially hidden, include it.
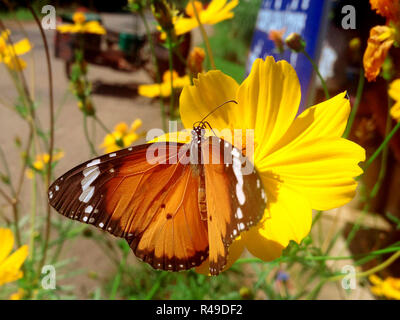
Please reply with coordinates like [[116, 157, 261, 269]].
[[166, 29, 175, 120], [363, 121, 400, 172], [343, 68, 365, 138], [346, 97, 394, 247], [83, 114, 98, 156], [303, 50, 329, 100], [139, 11, 167, 131], [190, 0, 216, 70], [145, 272, 168, 300], [328, 250, 400, 283], [109, 250, 128, 300], [94, 115, 112, 135], [29, 164, 37, 261]]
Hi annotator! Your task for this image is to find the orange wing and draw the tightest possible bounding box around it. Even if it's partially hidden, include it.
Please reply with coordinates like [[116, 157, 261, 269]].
[[202, 137, 265, 275], [49, 142, 209, 271]]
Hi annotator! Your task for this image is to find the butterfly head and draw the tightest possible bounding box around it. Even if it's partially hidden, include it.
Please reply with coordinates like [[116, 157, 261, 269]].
[[192, 122, 207, 144]]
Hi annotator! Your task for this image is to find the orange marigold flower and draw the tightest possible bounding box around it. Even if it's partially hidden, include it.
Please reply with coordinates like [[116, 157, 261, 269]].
[[269, 28, 286, 53], [370, 0, 400, 22], [188, 47, 206, 76], [363, 25, 395, 82]]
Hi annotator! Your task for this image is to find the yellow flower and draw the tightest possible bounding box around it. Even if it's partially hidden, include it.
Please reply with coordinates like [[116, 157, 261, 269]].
[[370, 0, 400, 22], [0, 30, 31, 71], [157, 57, 365, 273], [389, 79, 400, 121], [27, 151, 65, 179], [100, 119, 143, 153], [9, 288, 25, 300], [369, 274, 400, 300], [138, 70, 190, 98], [363, 25, 396, 82], [0, 228, 28, 286], [160, 0, 238, 39], [57, 12, 106, 35]]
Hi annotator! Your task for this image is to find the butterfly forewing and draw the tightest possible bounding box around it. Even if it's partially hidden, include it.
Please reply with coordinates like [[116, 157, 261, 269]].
[[48, 142, 209, 271]]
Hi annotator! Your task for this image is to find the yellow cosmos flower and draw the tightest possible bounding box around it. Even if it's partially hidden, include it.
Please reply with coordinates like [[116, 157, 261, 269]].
[[363, 25, 396, 82], [9, 288, 25, 300], [57, 12, 106, 35], [138, 71, 190, 98], [26, 151, 65, 179], [389, 79, 400, 121], [160, 0, 238, 39], [0, 228, 28, 286], [369, 274, 400, 300], [0, 30, 31, 71], [100, 119, 143, 153], [157, 57, 365, 273]]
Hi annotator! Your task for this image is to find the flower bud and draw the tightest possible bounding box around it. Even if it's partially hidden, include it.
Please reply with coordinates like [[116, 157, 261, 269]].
[[285, 33, 305, 52], [188, 47, 205, 76]]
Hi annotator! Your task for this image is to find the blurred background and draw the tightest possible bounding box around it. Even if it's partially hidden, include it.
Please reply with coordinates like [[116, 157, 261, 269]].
[[0, 0, 399, 300]]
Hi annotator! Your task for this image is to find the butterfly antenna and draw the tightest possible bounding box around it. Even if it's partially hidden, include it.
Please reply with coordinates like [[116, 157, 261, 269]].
[[203, 121, 218, 137], [199, 99, 238, 123]]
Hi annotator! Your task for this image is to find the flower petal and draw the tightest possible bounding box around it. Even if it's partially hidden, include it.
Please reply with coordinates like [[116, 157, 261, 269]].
[[0, 244, 28, 286], [260, 137, 365, 210], [195, 237, 244, 275], [389, 79, 400, 102], [243, 178, 312, 257], [236, 57, 301, 160], [179, 71, 239, 130], [12, 39, 31, 56], [255, 92, 365, 210], [3, 56, 27, 70], [390, 101, 400, 122], [0, 228, 14, 265]]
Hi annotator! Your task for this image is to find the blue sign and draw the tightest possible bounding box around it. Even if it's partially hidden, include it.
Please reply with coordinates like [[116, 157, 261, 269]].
[[247, 0, 330, 110]]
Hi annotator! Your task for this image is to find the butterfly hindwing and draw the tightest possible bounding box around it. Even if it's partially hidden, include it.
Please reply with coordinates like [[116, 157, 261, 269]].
[[202, 136, 266, 275]]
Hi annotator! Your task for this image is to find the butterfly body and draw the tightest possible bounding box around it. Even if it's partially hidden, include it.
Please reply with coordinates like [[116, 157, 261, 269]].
[[49, 124, 266, 275]]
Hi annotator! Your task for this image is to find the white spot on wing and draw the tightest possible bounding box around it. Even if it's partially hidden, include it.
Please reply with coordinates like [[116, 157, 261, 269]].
[[87, 159, 100, 167], [99, 222, 104, 228], [79, 186, 94, 203], [232, 150, 245, 205], [80, 165, 100, 203], [109, 153, 116, 157], [236, 207, 243, 219], [238, 222, 245, 230], [55, 185, 59, 191], [85, 205, 93, 214], [83, 216, 88, 222]]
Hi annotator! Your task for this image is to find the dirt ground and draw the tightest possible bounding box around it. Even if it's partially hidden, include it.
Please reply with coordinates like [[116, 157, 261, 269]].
[[0, 13, 375, 299]]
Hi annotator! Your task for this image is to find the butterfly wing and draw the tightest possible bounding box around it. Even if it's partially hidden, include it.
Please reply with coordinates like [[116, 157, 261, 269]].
[[48, 142, 209, 271], [202, 136, 266, 275]]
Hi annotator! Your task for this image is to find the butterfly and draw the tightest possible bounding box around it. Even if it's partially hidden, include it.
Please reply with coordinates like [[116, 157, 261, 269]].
[[48, 102, 266, 275]]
